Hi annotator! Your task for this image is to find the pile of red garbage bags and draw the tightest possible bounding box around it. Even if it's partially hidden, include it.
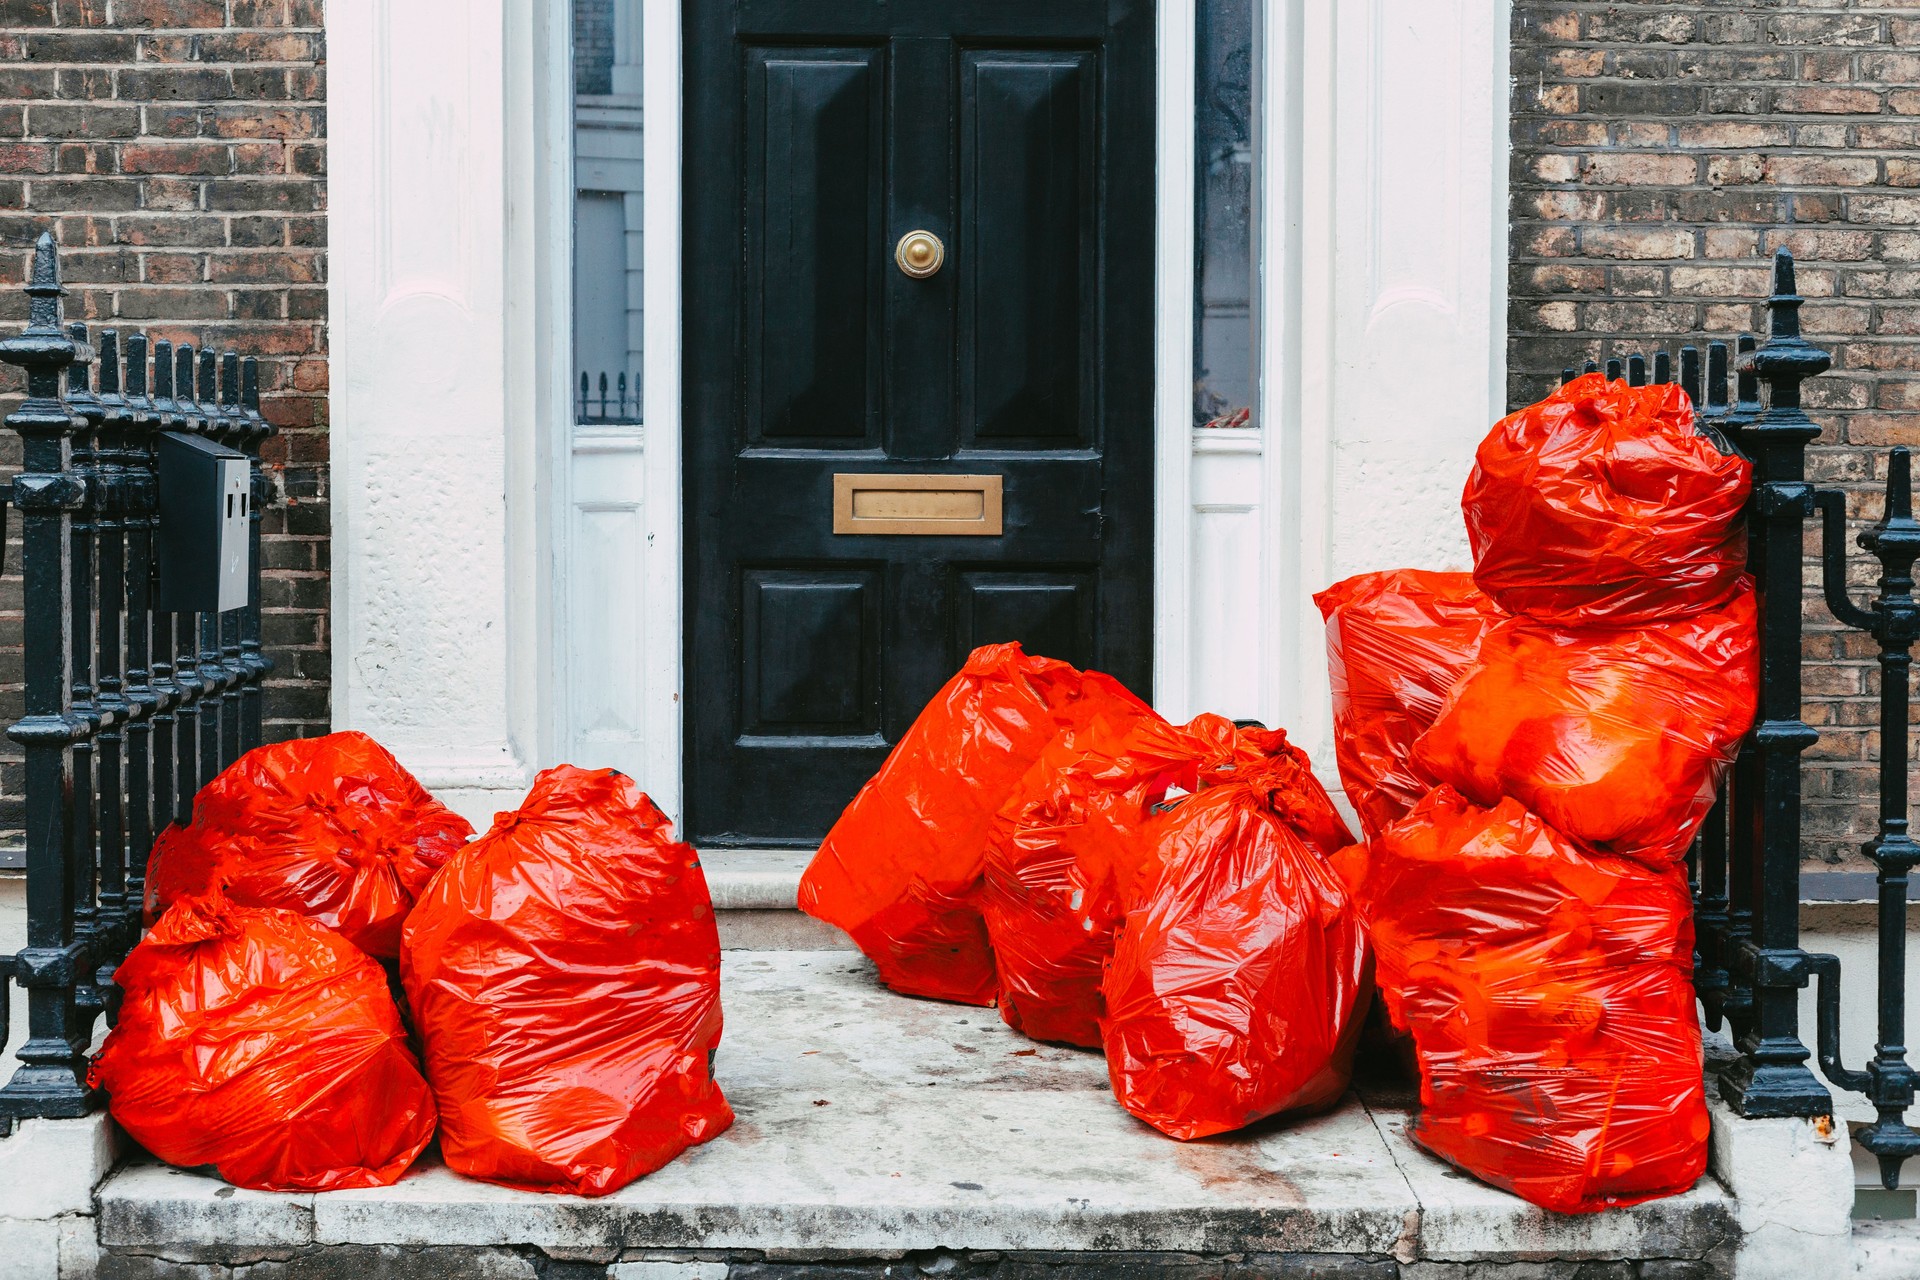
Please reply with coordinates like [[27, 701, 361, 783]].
[[1317, 373, 1756, 1213], [800, 641, 1368, 1139], [95, 734, 729, 1195]]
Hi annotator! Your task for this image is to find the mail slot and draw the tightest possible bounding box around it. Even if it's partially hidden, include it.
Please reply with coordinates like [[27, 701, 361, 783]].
[[832, 473, 1004, 536]]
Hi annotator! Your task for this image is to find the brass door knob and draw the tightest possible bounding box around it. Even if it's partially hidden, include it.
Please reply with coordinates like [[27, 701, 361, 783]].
[[895, 229, 945, 279]]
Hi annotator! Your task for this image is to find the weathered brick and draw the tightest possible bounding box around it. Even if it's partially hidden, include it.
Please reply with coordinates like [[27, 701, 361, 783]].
[[1703, 227, 1759, 258], [113, 0, 228, 27], [1776, 86, 1884, 114], [206, 179, 314, 211], [24, 102, 137, 137], [1767, 155, 1880, 186], [1705, 154, 1765, 187], [1850, 195, 1920, 225], [1582, 227, 1696, 260], [1771, 14, 1888, 48], [1670, 266, 1775, 298], [28, 177, 139, 210], [204, 103, 321, 138], [1583, 152, 1698, 185], [1587, 82, 1702, 115], [1586, 11, 1696, 43], [141, 251, 203, 284], [1678, 121, 1790, 149], [0, 144, 55, 175], [116, 67, 233, 101], [1533, 189, 1609, 220], [119, 142, 229, 175], [1611, 265, 1667, 297], [1762, 228, 1876, 260], [209, 251, 319, 283]]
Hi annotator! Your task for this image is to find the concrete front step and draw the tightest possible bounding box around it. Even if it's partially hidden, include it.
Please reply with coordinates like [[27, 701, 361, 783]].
[[702, 850, 849, 951], [95, 950, 1737, 1277]]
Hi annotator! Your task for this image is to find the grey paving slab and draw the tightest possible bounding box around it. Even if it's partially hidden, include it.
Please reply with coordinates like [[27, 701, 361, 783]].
[[91, 951, 1735, 1264], [312, 1085, 1414, 1254], [712, 951, 1107, 1094], [1366, 1106, 1735, 1263], [97, 1162, 314, 1248]]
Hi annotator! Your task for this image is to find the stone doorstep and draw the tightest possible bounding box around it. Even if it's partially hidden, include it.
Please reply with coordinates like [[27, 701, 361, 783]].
[[95, 951, 1736, 1267], [702, 851, 849, 952]]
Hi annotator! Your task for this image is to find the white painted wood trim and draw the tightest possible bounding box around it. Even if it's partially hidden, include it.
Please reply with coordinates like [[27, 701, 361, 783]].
[[1151, 0, 1198, 722], [1271, 0, 1510, 770], [639, 0, 685, 822], [531, 0, 574, 779]]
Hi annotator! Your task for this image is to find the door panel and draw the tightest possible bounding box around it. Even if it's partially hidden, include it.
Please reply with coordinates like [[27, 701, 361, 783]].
[[686, 0, 1154, 845], [746, 48, 884, 447], [961, 51, 1096, 445], [953, 569, 1097, 672], [740, 568, 881, 735]]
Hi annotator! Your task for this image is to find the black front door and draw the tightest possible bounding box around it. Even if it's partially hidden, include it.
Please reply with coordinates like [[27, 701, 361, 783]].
[[684, 0, 1156, 846]]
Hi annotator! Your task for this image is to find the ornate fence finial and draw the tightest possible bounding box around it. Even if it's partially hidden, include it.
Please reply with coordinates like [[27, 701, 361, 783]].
[[1750, 250, 1831, 419], [0, 233, 78, 405]]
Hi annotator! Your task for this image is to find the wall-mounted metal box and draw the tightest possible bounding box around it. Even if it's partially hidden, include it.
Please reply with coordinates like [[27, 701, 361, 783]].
[[155, 430, 251, 614]]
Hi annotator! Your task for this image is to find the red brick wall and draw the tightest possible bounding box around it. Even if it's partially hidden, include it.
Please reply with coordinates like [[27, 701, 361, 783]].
[[1509, 2, 1920, 869], [0, 0, 328, 844]]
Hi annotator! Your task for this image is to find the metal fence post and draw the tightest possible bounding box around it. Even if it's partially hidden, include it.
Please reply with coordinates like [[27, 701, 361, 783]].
[[0, 234, 95, 1121], [1720, 250, 1833, 1119]]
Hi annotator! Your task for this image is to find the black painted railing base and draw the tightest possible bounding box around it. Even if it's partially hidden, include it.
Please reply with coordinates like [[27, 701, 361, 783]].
[[0, 232, 274, 1131]]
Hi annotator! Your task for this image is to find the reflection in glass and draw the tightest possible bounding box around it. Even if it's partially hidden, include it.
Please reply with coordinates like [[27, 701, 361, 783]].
[[573, 0, 643, 424], [1194, 0, 1254, 430]]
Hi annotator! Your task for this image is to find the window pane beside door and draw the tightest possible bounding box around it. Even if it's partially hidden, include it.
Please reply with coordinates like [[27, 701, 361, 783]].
[[574, 0, 643, 424], [1194, 0, 1254, 431]]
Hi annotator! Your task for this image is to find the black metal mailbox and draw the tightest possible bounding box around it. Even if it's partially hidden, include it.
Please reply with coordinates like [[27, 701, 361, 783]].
[[155, 429, 251, 614]]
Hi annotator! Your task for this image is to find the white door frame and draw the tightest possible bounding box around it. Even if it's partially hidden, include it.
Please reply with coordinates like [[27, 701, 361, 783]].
[[329, 0, 1509, 829]]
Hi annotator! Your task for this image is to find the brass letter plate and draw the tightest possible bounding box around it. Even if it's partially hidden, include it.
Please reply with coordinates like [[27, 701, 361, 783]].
[[832, 473, 1004, 536]]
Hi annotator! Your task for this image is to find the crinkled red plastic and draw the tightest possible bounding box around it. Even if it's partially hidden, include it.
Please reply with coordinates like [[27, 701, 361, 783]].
[[93, 891, 436, 1192], [401, 766, 732, 1197], [1102, 763, 1368, 1141], [1414, 578, 1758, 868], [1464, 374, 1751, 626], [1314, 569, 1503, 841], [982, 714, 1334, 1047], [1349, 787, 1710, 1214], [144, 731, 473, 960], [799, 642, 1154, 1006]]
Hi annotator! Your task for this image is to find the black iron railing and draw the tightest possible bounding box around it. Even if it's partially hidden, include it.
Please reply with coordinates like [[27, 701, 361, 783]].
[[1561, 248, 1920, 1187], [576, 369, 641, 424], [0, 233, 275, 1130]]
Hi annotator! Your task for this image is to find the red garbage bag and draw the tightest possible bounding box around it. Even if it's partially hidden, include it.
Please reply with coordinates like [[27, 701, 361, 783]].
[[1101, 761, 1368, 1140], [401, 765, 732, 1196], [144, 731, 474, 960], [92, 891, 436, 1192], [1314, 569, 1503, 841], [1464, 373, 1751, 626], [1350, 787, 1709, 1214], [982, 714, 1336, 1047], [799, 642, 1154, 1006], [1413, 579, 1758, 868]]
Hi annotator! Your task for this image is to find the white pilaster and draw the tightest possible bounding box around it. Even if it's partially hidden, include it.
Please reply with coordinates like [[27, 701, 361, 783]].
[[329, 0, 544, 822]]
